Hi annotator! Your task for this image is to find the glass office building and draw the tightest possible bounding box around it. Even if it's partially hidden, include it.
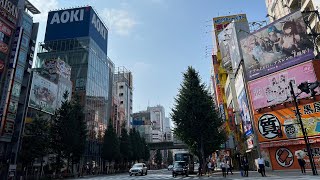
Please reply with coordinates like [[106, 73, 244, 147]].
[[36, 6, 113, 167]]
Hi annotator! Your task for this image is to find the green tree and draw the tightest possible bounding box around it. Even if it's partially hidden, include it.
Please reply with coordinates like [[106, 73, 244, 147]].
[[155, 149, 162, 168], [129, 128, 138, 162], [20, 112, 50, 176], [120, 126, 132, 163], [142, 138, 150, 162], [50, 91, 87, 175], [102, 122, 120, 162], [171, 67, 226, 169]]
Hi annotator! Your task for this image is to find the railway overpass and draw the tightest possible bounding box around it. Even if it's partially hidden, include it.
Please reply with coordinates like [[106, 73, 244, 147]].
[[148, 141, 188, 150]]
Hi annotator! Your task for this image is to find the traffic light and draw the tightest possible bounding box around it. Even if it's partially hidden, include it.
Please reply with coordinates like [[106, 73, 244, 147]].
[[277, 128, 283, 138], [298, 82, 310, 94]]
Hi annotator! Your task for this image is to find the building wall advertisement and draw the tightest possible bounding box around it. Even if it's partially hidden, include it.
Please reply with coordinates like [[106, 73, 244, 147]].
[[238, 89, 253, 136], [248, 61, 318, 110], [255, 101, 320, 143], [29, 73, 58, 114], [241, 11, 314, 80]]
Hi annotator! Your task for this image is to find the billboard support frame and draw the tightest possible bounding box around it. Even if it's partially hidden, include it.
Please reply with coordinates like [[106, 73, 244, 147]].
[[302, 10, 320, 56]]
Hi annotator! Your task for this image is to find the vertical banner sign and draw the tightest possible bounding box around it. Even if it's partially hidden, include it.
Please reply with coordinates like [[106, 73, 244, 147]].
[[0, 27, 23, 138]]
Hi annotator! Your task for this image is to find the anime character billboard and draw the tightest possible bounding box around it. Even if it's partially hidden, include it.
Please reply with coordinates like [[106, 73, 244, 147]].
[[241, 11, 314, 81]]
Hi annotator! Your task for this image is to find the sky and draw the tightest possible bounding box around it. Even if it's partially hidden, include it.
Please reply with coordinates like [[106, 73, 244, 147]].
[[29, 0, 268, 117]]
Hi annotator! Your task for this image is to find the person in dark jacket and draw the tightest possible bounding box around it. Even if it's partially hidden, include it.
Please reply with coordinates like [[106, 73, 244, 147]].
[[241, 157, 249, 177]]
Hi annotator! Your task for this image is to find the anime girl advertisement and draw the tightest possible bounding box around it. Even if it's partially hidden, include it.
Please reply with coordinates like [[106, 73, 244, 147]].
[[241, 11, 314, 81], [237, 89, 253, 136]]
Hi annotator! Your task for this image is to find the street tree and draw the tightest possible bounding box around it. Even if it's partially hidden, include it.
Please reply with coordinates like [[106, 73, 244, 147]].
[[171, 67, 226, 170], [120, 126, 132, 167], [155, 149, 162, 168], [20, 112, 50, 176], [167, 150, 173, 165], [102, 122, 120, 162], [142, 138, 150, 162], [129, 128, 139, 162]]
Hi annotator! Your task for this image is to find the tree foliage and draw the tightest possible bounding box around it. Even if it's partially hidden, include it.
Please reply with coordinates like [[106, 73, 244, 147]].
[[20, 112, 50, 166], [102, 122, 120, 162], [155, 149, 162, 166], [120, 126, 132, 162], [171, 67, 226, 165], [167, 150, 173, 165], [50, 91, 87, 172]]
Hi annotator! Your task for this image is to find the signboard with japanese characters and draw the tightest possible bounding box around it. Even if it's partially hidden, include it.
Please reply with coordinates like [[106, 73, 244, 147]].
[[248, 61, 319, 110], [255, 101, 320, 143]]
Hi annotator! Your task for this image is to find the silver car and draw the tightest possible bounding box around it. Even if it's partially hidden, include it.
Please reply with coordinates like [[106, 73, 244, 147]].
[[129, 163, 148, 176]]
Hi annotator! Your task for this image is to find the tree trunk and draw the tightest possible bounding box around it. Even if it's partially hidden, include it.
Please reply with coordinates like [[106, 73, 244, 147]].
[[40, 156, 44, 178], [200, 136, 206, 175]]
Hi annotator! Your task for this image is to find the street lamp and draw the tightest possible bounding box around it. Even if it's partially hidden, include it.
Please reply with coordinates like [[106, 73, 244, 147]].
[[290, 80, 318, 175]]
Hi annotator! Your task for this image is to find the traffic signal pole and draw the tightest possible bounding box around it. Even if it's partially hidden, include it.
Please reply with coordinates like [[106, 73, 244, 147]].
[[289, 81, 318, 175]]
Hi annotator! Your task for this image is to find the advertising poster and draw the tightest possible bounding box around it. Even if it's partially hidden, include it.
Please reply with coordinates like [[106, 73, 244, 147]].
[[255, 100, 320, 143], [235, 66, 245, 97], [248, 61, 318, 110], [29, 73, 58, 114], [238, 89, 253, 136], [241, 11, 314, 80], [218, 22, 250, 71], [42, 59, 71, 81], [268, 144, 320, 170]]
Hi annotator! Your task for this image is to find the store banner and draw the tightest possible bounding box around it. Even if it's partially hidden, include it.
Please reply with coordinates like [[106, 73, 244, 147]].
[[255, 101, 320, 143], [269, 144, 320, 170], [248, 61, 318, 110], [241, 11, 314, 81]]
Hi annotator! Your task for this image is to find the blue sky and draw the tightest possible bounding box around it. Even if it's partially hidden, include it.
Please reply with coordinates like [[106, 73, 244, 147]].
[[29, 0, 268, 117]]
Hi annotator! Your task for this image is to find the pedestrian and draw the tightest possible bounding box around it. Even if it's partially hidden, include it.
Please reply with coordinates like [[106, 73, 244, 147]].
[[226, 156, 233, 175], [297, 157, 306, 174], [211, 161, 215, 172], [207, 161, 212, 176], [258, 156, 266, 177], [220, 160, 227, 178], [198, 162, 203, 176], [241, 157, 249, 177]]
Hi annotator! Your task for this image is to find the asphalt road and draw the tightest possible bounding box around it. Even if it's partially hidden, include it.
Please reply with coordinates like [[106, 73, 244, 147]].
[[76, 169, 318, 180]]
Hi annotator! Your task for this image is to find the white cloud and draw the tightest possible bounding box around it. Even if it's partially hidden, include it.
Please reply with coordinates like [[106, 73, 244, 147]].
[[102, 8, 137, 36], [29, 0, 59, 22]]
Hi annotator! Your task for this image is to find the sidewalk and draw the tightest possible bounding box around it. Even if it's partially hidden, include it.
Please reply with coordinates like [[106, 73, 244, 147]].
[[209, 169, 317, 178]]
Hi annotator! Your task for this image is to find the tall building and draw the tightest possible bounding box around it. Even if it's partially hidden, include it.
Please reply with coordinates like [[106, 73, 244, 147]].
[[35, 6, 112, 167], [132, 111, 152, 142], [0, 0, 40, 175], [113, 67, 133, 131], [148, 105, 165, 142]]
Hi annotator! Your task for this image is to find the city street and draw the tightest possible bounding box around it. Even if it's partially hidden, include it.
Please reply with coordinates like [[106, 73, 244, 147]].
[[76, 169, 319, 180]]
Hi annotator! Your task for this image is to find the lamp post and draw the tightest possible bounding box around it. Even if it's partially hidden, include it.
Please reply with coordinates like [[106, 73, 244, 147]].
[[289, 81, 318, 175]]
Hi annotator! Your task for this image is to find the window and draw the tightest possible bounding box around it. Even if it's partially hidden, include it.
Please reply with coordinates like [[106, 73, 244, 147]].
[[120, 101, 124, 104], [119, 93, 123, 96], [119, 85, 124, 89]]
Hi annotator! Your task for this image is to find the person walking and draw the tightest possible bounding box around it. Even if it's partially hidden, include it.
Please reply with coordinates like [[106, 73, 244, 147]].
[[226, 156, 233, 175], [297, 157, 306, 174], [258, 156, 266, 177], [241, 157, 249, 177], [220, 160, 227, 178], [206, 161, 212, 176]]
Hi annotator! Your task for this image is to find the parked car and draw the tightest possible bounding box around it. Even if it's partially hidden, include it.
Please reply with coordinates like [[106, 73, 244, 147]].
[[168, 164, 173, 171], [172, 161, 189, 177], [129, 163, 148, 176]]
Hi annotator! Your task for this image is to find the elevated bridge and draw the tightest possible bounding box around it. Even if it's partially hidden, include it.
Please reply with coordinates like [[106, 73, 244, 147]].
[[148, 141, 188, 150]]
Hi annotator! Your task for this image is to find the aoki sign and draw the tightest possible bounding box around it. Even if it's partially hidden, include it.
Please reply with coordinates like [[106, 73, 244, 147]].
[[50, 9, 84, 24]]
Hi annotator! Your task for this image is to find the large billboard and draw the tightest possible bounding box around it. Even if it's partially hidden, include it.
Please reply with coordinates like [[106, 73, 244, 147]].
[[241, 11, 314, 81], [45, 6, 108, 54], [248, 61, 319, 110], [218, 21, 249, 71], [255, 100, 320, 143], [29, 73, 58, 114]]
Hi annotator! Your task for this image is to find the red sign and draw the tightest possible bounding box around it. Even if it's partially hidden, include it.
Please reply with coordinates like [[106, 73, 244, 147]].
[[0, 41, 8, 54], [227, 108, 235, 131], [0, 20, 12, 36]]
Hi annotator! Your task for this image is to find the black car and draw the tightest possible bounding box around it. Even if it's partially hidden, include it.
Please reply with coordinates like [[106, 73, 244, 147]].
[[172, 161, 189, 177]]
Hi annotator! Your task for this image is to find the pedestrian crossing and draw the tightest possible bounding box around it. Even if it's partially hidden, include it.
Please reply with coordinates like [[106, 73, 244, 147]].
[[79, 174, 320, 180]]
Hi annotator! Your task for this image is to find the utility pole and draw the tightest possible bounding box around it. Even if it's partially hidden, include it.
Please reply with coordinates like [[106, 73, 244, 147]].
[[289, 81, 318, 175]]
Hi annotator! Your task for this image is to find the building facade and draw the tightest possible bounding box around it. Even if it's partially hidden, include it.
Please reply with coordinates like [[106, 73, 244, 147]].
[[113, 67, 133, 131], [35, 6, 112, 166]]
